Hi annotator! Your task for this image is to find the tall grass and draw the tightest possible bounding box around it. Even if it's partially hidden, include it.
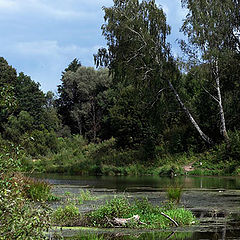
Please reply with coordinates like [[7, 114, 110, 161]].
[[52, 204, 80, 226], [167, 186, 183, 204], [86, 197, 195, 229]]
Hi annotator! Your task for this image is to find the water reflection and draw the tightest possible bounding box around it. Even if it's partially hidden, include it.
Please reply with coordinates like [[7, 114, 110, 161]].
[[33, 174, 240, 191], [59, 229, 240, 240]]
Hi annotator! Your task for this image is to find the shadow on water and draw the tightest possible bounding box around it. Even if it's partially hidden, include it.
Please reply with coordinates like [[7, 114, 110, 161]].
[[51, 228, 240, 240], [33, 174, 240, 191]]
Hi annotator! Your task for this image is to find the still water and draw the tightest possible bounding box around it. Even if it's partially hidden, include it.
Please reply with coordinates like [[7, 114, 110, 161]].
[[35, 174, 240, 191], [35, 174, 240, 239]]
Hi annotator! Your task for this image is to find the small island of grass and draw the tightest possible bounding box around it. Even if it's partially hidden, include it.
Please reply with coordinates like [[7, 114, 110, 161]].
[[52, 197, 196, 230]]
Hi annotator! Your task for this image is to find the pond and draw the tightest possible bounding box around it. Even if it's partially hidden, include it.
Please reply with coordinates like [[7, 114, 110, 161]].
[[34, 174, 240, 239]]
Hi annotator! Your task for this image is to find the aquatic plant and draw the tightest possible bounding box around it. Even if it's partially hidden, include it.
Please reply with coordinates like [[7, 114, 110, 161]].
[[52, 204, 80, 226], [24, 177, 52, 201], [78, 190, 96, 204], [167, 186, 183, 204]]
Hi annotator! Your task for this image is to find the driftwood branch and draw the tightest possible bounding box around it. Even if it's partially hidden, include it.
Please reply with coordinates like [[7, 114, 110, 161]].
[[107, 215, 147, 227], [160, 212, 179, 227]]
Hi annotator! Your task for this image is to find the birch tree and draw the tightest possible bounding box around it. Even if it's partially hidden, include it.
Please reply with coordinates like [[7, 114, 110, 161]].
[[95, 0, 213, 144], [181, 0, 240, 142]]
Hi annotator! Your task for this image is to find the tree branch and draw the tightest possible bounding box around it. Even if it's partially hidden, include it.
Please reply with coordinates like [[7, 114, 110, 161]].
[[203, 87, 219, 103], [160, 212, 179, 227]]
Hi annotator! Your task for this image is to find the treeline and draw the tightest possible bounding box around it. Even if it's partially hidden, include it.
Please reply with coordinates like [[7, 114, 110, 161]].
[[0, 0, 240, 175]]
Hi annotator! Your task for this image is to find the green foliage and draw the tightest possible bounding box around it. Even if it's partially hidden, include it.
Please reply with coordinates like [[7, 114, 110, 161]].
[[57, 65, 112, 141], [86, 197, 195, 229], [78, 190, 96, 204], [0, 58, 18, 125], [0, 85, 16, 125], [86, 197, 132, 227], [23, 177, 58, 202], [167, 186, 183, 204], [15, 72, 46, 126], [52, 204, 80, 226], [0, 155, 50, 239], [23, 129, 59, 157], [156, 164, 184, 176]]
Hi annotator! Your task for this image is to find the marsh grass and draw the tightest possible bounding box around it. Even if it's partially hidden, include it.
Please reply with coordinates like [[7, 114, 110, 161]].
[[52, 204, 81, 226], [24, 176, 60, 201], [167, 186, 183, 204], [86, 197, 195, 229], [78, 190, 96, 204]]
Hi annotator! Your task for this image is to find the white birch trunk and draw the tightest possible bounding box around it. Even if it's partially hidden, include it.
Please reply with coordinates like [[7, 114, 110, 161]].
[[215, 61, 229, 142], [167, 79, 213, 145]]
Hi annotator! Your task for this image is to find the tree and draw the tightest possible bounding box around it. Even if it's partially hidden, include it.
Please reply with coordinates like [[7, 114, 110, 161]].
[[57, 65, 112, 142], [95, 0, 213, 144], [0, 57, 18, 128], [181, 0, 240, 142], [15, 72, 46, 127]]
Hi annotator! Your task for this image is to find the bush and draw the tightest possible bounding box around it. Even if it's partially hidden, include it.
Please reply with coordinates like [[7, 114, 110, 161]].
[[23, 177, 59, 201], [52, 204, 80, 226], [78, 190, 96, 204], [0, 155, 50, 239]]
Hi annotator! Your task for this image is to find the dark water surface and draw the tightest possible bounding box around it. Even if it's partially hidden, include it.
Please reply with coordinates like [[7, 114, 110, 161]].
[[33, 174, 240, 191], [34, 174, 240, 239]]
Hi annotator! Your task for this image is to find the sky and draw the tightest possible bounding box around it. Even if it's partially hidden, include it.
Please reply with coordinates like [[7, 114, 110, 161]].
[[0, 0, 187, 93]]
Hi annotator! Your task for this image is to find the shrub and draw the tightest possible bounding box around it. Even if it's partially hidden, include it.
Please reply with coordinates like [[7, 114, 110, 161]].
[[0, 155, 50, 239], [78, 190, 96, 204], [87, 197, 131, 227], [52, 204, 80, 226], [23, 177, 59, 202]]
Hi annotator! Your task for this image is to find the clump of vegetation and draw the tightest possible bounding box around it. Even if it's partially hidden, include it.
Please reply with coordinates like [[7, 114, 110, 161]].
[[167, 186, 183, 204], [52, 204, 81, 226], [78, 190, 96, 204], [0, 154, 50, 239], [85, 197, 195, 229], [24, 177, 58, 201]]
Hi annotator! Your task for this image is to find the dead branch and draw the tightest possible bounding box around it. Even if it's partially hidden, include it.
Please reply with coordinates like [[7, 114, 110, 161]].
[[160, 212, 179, 227], [108, 215, 147, 227]]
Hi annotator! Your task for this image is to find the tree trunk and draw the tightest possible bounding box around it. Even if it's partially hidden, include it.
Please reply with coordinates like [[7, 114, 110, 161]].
[[215, 61, 229, 142], [91, 98, 97, 143], [167, 79, 213, 145]]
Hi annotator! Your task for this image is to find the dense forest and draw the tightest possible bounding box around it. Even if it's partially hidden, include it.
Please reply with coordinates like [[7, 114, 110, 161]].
[[0, 0, 240, 176]]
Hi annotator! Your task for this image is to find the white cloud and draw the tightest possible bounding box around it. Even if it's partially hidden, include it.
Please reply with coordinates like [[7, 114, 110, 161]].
[[0, 0, 16, 8], [0, 0, 19, 11], [0, 0, 96, 20], [15, 40, 101, 59]]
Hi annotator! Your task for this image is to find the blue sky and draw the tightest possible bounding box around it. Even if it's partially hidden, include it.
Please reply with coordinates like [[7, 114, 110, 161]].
[[0, 0, 187, 93]]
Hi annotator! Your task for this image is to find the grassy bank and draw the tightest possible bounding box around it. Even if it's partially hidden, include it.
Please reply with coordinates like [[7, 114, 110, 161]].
[[10, 131, 240, 177]]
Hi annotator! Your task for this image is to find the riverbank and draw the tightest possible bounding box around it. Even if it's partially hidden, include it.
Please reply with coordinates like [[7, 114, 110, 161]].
[[29, 152, 240, 177], [20, 133, 240, 177]]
